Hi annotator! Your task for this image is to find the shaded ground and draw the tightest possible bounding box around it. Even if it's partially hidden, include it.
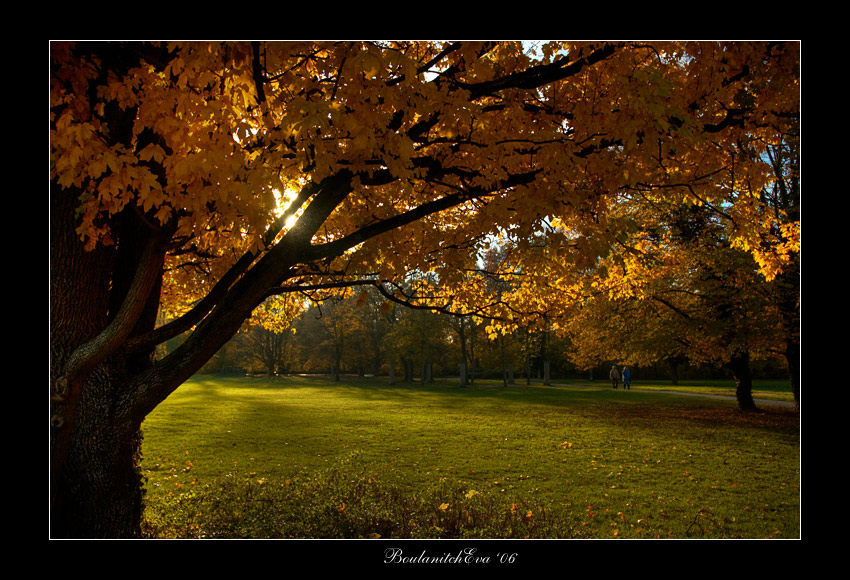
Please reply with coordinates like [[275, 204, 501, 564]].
[[548, 382, 797, 408]]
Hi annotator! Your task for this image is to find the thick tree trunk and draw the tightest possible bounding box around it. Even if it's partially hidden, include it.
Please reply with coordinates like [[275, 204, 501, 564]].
[[51, 371, 146, 538], [727, 351, 757, 411], [668, 356, 686, 386], [51, 187, 149, 537]]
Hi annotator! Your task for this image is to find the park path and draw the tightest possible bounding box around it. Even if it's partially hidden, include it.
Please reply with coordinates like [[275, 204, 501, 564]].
[[551, 382, 797, 408]]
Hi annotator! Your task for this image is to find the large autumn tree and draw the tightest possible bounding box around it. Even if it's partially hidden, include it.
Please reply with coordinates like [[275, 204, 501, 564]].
[[50, 41, 799, 537], [558, 200, 795, 410]]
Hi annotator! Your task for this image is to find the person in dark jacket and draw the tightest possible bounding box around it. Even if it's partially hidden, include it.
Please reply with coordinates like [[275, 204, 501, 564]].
[[609, 365, 620, 389]]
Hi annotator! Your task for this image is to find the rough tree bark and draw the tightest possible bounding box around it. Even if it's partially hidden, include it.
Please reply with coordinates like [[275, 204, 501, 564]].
[[50, 185, 165, 537]]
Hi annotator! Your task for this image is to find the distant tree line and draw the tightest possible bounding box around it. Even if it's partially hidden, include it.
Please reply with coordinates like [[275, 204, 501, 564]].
[[188, 283, 789, 385]]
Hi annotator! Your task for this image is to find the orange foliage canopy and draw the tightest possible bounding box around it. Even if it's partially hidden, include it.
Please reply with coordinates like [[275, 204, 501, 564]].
[[50, 40, 799, 370]]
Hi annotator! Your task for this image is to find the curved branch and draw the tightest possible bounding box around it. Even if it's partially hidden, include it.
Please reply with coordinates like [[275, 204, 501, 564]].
[[127, 171, 357, 419], [58, 234, 166, 387], [266, 278, 378, 301], [373, 281, 502, 321], [462, 43, 618, 100], [127, 181, 319, 353], [307, 168, 541, 264]]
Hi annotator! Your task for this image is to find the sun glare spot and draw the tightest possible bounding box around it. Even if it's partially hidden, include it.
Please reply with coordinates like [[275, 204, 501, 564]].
[[273, 188, 303, 232]]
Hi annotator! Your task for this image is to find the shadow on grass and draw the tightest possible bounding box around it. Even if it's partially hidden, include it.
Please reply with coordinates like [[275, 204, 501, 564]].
[[183, 373, 799, 439]]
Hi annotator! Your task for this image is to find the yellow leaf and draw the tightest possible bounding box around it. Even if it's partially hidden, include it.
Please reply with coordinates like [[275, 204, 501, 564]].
[[138, 143, 166, 164]]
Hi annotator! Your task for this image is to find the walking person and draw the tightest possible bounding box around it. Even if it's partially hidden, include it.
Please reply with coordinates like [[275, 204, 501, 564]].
[[609, 365, 620, 389], [622, 367, 631, 390]]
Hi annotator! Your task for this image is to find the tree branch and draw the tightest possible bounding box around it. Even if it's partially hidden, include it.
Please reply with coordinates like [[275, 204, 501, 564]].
[[58, 234, 167, 389], [306, 168, 541, 264], [462, 43, 618, 100], [127, 181, 320, 354]]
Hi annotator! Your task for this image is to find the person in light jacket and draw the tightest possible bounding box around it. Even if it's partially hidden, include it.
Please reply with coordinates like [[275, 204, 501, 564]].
[[609, 365, 620, 389], [622, 367, 631, 390]]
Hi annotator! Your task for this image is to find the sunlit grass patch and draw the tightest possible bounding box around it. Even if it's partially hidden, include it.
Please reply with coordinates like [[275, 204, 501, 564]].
[[140, 375, 799, 539]]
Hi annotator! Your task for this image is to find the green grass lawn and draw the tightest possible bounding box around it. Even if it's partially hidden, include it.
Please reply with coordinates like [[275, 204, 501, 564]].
[[140, 375, 800, 539]]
